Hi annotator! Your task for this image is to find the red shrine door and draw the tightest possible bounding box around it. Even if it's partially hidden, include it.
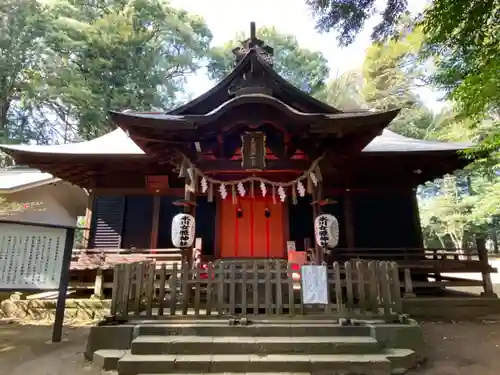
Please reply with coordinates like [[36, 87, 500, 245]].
[[219, 196, 285, 258]]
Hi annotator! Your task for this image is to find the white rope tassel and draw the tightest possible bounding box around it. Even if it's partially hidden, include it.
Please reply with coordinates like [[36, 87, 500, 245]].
[[201, 177, 208, 193], [260, 181, 267, 197], [278, 186, 286, 202], [297, 180, 306, 197], [237, 181, 246, 197], [219, 184, 227, 200]]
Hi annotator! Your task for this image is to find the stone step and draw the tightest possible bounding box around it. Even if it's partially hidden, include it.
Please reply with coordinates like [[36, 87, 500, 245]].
[[383, 348, 419, 372], [136, 323, 371, 337], [93, 349, 127, 371], [131, 335, 381, 355], [136, 373, 311, 375], [117, 353, 392, 375]]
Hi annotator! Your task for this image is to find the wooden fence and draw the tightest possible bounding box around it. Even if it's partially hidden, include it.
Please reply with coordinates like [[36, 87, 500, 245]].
[[110, 259, 403, 319]]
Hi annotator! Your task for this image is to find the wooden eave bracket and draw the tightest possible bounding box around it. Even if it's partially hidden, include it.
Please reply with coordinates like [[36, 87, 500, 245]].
[[172, 199, 198, 207], [311, 198, 337, 206]]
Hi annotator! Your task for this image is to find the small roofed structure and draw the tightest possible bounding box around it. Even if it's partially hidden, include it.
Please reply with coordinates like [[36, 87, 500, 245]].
[[0, 166, 87, 227], [0, 22, 473, 262]]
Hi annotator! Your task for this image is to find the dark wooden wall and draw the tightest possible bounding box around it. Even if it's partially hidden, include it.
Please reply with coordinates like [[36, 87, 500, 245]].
[[286, 189, 420, 251], [90, 195, 154, 250], [287, 197, 314, 249], [89, 194, 216, 253], [89, 195, 125, 249], [352, 190, 421, 249], [88, 189, 421, 253], [121, 195, 153, 249]]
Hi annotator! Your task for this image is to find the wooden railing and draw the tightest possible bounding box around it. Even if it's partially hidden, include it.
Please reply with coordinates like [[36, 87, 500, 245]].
[[110, 259, 403, 320]]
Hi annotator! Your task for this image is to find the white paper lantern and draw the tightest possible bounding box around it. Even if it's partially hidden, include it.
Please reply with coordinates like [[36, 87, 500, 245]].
[[171, 213, 196, 248], [314, 214, 339, 248]]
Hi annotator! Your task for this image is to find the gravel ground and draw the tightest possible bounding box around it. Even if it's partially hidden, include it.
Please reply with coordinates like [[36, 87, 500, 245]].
[[1, 320, 500, 375]]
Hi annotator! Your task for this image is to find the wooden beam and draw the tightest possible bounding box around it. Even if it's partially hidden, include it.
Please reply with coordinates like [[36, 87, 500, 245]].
[[81, 191, 95, 249], [410, 188, 424, 248], [196, 159, 311, 171], [94, 188, 185, 196], [150, 195, 160, 250], [214, 196, 222, 259], [343, 189, 355, 248]]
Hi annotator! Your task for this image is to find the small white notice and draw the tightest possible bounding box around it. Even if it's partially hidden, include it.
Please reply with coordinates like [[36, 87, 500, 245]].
[[301, 265, 328, 304]]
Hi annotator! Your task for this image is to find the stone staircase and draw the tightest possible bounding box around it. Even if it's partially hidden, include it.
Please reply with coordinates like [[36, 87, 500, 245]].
[[91, 320, 421, 375]]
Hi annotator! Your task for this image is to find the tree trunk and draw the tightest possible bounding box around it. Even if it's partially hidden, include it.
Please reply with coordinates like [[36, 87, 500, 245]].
[[0, 100, 10, 142], [493, 217, 499, 254]]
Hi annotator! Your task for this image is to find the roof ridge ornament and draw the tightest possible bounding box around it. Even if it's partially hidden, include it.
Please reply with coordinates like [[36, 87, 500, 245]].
[[232, 22, 274, 67], [229, 22, 274, 96]]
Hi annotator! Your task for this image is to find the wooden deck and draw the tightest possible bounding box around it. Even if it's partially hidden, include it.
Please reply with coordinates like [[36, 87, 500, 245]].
[[68, 245, 497, 300]]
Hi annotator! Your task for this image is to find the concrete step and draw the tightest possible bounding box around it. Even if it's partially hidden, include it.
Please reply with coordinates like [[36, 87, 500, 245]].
[[383, 348, 419, 372], [136, 322, 371, 337], [135, 373, 312, 375], [117, 353, 392, 375], [131, 335, 381, 355], [93, 349, 126, 371]]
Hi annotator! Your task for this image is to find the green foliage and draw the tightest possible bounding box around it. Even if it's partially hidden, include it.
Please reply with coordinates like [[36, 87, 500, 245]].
[[321, 26, 436, 140], [360, 26, 438, 139], [361, 26, 425, 110], [0, 0, 53, 144], [306, 0, 409, 46], [0, 0, 212, 142], [207, 26, 329, 96], [306, 0, 500, 149], [316, 22, 499, 249], [44, 0, 212, 139], [419, 175, 475, 249], [423, 0, 500, 149], [316, 70, 366, 110]]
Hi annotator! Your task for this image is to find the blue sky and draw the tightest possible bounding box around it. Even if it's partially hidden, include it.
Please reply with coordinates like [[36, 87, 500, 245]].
[[170, 0, 440, 109]]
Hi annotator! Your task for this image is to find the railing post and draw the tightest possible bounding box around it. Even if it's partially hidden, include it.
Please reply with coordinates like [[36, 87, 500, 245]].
[[390, 262, 403, 314], [403, 268, 416, 298], [477, 237, 497, 297], [110, 263, 121, 317]]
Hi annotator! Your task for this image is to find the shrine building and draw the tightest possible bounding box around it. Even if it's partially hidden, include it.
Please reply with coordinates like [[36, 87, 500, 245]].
[[0, 23, 472, 264]]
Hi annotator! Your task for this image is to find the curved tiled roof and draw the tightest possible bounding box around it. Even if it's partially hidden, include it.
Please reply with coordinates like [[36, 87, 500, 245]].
[[0, 128, 470, 156]]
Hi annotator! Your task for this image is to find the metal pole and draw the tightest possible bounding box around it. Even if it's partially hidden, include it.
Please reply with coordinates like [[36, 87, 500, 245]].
[[52, 227, 75, 343]]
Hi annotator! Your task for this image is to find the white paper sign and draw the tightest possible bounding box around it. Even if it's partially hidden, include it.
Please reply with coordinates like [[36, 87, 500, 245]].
[[0, 223, 66, 290], [301, 265, 328, 304]]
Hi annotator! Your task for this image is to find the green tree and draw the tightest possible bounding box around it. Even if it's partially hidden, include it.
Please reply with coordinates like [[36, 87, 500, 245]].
[[424, 0, 500, 150], [307, 0, 500, 149], [306, 0, 409, 46], [317, 70, 366, 110], [419, 175, 476, 250], [0, 0, 53, 144], [360, 26, 437, 139], [207, 26, 329, 96], [320, 26, 436, 139], [44, 0, 212, 139]]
